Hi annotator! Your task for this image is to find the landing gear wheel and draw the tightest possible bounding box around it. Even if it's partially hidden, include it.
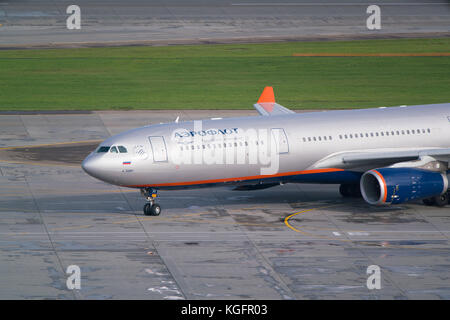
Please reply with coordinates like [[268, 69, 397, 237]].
[[349, 184, 362, 198], [422, 198, 436, 206], [143, 203, 152, 216], [339, 184, 350, 197], [433, 193, 448, 207], [150, 203, 161, 216], [141, 188, 162, 216], [143, 203, 162, 216], [340, 184, 361, 198]]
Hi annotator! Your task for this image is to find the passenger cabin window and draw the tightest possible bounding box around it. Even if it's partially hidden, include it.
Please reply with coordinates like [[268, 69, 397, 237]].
[[97, 146, 110, 153]]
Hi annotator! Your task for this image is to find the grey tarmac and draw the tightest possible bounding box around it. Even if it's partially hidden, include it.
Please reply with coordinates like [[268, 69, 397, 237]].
[[0, 110, 449, 299], [0, 0, 449, 48]]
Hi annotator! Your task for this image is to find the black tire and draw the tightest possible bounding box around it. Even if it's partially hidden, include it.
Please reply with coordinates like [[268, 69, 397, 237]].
[[349, 184, 362, 198], [150, 203, 161, 216], [340, 183, 361, 198], [339, 184, 351, 198], [433, 193, 448, 207], [143, 203, 153, 216], [422, 198, 435, 206], [143, 203, 162, 216]]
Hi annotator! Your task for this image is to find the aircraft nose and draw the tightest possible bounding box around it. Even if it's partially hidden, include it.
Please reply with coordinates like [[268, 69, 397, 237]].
[[82, 153, 119, 185], [81, 155, 100, 177]]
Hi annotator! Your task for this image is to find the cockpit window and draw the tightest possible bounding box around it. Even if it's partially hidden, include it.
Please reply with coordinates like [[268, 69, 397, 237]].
[[110, 146, 118, 153], [118, 146, 127, 153], [97, 146, 110, 153]]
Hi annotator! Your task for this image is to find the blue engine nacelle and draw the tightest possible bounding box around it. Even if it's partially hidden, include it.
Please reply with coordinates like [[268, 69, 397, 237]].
[[360, 168, 448, 205]]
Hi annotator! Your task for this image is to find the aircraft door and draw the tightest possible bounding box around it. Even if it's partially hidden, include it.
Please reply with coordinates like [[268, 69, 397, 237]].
[[148, 136, 168, 162], [270, 128, 289, 154]]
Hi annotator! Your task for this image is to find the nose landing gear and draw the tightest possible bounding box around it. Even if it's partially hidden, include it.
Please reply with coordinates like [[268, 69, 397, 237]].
[[141, 188, 161, 216]]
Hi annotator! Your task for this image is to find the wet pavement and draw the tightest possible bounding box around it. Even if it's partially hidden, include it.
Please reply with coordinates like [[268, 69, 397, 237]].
[[0, 110, 449, 299]]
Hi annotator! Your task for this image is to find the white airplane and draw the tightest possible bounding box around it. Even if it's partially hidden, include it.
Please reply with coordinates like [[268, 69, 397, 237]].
[[82, 87, 450, 216]]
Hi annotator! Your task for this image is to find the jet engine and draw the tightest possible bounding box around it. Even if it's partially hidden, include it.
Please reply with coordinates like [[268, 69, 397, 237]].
[[360, 167, 448, 205]]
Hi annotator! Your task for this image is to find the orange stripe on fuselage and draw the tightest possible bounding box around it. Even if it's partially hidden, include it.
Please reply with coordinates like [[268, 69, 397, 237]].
[[129, 168, 345, 188], [371, 169, 387, 203]]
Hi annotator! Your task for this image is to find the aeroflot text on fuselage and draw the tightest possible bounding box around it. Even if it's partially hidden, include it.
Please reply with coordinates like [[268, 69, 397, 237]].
[[174, 127, 239, 138], [170, 124, 281, 174]]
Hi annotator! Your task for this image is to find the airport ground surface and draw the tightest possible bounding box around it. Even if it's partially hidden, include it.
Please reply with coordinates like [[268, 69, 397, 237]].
[[0, 110, 449, 299], [0, 0, 449, 48]]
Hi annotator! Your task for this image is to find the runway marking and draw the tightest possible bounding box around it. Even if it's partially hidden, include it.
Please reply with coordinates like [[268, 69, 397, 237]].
[[2, 204, 449, 248], [284, 204, 340, 235], [348, 232, 370, 236], [293, 53, 450, 57], [284, 204, 449, 250]]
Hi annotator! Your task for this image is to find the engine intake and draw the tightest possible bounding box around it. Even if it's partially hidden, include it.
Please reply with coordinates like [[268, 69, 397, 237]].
[[360, 168, 448, 205]]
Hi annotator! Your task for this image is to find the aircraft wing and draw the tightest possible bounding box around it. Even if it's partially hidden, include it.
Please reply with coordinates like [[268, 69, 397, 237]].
[[253, 87, 295, 116], [312, 148, 450, 170]]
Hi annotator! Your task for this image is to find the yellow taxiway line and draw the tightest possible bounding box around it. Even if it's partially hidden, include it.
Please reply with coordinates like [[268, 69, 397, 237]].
[[284, 204, 447, 250]]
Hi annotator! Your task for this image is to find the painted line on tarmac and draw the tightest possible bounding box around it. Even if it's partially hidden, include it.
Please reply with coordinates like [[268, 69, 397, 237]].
[[284, 204, 449, 250], [284, 204, 341, 236]]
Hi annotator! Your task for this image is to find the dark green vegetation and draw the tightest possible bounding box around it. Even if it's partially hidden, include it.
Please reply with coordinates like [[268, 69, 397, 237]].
[[0, 38, 449, 110]]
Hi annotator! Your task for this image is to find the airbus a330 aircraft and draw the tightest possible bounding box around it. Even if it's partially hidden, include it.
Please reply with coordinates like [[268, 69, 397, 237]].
[[82, 87, 450, 216]]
